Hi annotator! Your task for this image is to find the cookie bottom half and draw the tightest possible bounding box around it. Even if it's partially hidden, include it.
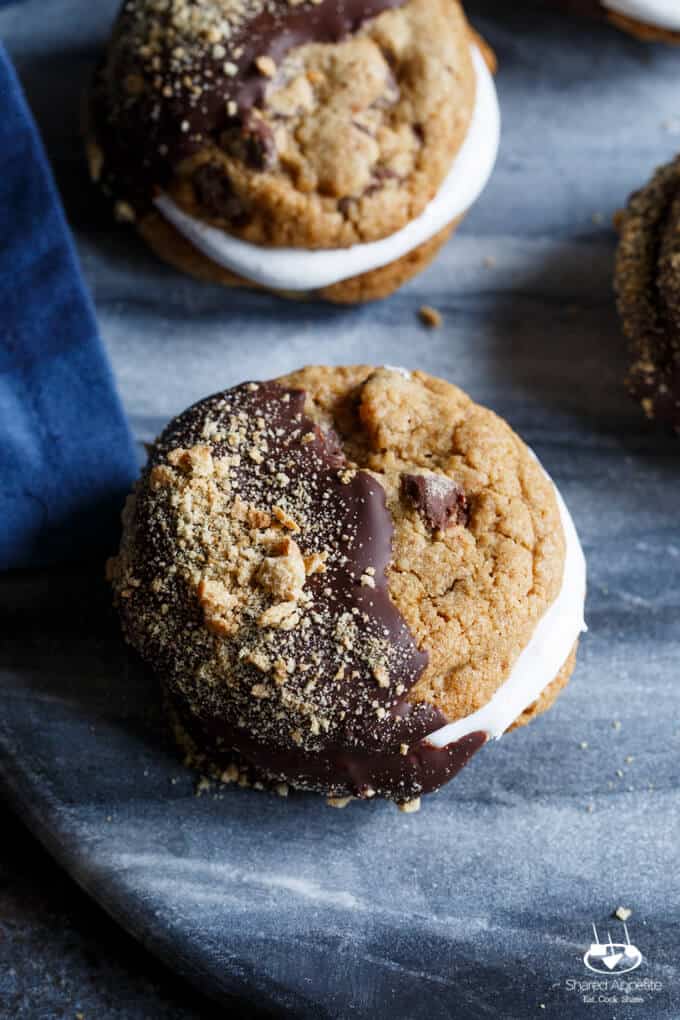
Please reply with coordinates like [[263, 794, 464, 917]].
[[167, 641, 578, 806], [137, 209, 459, 304]]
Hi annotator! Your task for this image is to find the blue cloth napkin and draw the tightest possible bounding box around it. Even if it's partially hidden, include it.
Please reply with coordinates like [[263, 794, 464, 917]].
[[0, 44, 138, 570]]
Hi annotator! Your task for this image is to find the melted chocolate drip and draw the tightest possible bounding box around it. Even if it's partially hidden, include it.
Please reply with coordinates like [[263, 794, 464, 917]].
[[172, 694, 487, 801]]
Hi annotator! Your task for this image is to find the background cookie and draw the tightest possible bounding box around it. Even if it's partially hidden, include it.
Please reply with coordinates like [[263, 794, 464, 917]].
[[615, 155, 680, 432], [86, 0, 498, 301], [557, 0, 680, 42]]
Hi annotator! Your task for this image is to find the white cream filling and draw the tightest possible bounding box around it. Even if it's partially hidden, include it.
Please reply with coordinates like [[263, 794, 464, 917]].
[[154, 45, 500, 292], [426, 475, 587, 749], [603, 0, 680, 30]]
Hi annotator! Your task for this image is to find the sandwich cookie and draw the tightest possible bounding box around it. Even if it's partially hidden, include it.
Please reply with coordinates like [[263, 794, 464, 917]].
[[86, 0, 499, 302], [108, 366, 587, 807]]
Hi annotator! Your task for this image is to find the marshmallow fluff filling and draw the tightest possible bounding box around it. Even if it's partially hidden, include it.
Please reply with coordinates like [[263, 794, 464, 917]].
[[154, 45, 500, 291], [426, 475, 587, 749], [603, 0, 680, 30]]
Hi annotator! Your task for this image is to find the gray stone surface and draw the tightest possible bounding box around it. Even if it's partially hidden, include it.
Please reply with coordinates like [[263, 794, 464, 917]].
[[0, 802, 213, 1019], [1, 0, 679, 1017]]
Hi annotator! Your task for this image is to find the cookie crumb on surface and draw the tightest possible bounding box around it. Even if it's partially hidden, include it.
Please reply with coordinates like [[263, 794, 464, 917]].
[[397, 797, 421, 813], [418, 305, 442, 328], [614, 906, 632, 921]]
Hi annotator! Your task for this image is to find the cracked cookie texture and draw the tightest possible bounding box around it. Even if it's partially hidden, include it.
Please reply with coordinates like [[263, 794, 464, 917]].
[[109, 366, 572, 801]]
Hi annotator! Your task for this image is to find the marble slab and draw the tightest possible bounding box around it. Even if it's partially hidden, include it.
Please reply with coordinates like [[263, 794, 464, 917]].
[[1, 1, 679, 1016]]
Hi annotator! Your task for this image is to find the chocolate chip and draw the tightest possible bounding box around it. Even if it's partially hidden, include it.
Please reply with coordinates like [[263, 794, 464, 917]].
[[337, 196, 355, 217], [365, 166, 401, 197], [244, 114, 277, 171], [192, 165, 248, 224], [401, 473, 468, 532], [315, 425, 346, 470], [222, 112, 276, 171]]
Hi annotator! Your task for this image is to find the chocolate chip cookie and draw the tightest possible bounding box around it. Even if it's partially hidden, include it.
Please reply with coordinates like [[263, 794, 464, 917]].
[[108, 366, 586, 808], [85, 0, 498, 302]]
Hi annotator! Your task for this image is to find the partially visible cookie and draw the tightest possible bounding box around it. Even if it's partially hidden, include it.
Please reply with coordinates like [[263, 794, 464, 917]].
[[557, 0, 680, 43], [615, 156, 680, 432], [108, 366, 586, 806]]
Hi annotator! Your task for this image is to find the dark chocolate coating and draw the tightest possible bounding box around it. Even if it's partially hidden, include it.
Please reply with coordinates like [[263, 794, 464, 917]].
[[151, 382, 432, 744], [172, 693, 488, 801]]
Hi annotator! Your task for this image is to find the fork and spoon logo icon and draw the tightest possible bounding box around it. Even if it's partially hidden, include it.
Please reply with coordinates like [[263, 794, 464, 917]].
[[583, 922, 642, 974]]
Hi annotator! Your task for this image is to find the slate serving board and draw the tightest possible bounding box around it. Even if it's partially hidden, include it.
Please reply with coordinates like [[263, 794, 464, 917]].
[[1, 1, 679, 1016]]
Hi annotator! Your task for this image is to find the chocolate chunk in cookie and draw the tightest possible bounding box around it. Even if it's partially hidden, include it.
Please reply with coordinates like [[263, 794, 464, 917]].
[[401, 472, 468, 531], [191, 164, 249, 224]]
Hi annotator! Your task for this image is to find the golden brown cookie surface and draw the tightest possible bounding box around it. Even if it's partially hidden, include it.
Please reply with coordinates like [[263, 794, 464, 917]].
[[109, 367, 572, 802]]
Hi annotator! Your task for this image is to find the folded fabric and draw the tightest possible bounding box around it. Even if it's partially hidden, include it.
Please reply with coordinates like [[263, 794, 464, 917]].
[[0, 44, 138, 570]]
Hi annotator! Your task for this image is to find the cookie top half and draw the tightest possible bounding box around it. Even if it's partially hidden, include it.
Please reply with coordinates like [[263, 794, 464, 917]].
[[109, 367, 566, 795], [88, 0, 476, 247]]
